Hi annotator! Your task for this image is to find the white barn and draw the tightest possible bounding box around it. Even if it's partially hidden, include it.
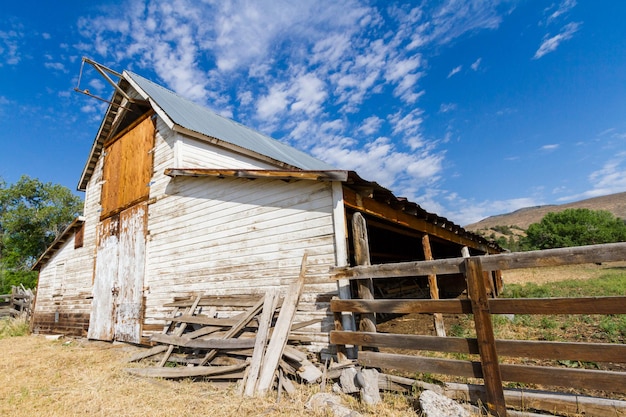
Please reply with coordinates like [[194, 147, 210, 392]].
[[32, 70, 500, 352]]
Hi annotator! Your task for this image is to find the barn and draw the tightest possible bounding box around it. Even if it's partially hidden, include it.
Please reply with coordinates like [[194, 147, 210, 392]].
[[31, 67, 501, 353]]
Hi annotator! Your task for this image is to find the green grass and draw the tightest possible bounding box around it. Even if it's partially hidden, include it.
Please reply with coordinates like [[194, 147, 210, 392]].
[[496, 271, 626, 343], [502, 270, 626, 298]]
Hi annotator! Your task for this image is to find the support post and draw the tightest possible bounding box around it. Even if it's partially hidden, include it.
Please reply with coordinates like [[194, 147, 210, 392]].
[[422, 234, 446, 337], [352, 212, 377, 334], [465, 257, 507, 417]]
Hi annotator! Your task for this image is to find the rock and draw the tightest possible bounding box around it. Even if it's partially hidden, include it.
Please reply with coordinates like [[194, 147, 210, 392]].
[[357, 369, 381, 405], [339, 367, 360, 394], [305, 393, 362, 417], [419, 390, 470, 417]]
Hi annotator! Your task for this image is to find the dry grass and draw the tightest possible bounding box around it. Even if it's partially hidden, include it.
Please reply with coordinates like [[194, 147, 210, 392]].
[[501, 261, 626, 285], [0, 335, 422, 417]]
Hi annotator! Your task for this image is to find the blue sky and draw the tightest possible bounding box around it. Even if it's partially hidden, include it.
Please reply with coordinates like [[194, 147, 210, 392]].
[[1, 0, 625, 226]]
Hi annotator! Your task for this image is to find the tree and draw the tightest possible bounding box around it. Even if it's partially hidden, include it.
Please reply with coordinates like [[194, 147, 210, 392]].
[[522, 208, 626, 250], [0, 176, 83, 292]]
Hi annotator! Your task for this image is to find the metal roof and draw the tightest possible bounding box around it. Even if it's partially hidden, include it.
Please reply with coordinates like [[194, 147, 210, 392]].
[[124, 71, 336, 171]]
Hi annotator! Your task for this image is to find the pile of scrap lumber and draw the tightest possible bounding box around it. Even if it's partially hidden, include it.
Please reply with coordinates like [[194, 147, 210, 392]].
[[126, 254, 322, 397]]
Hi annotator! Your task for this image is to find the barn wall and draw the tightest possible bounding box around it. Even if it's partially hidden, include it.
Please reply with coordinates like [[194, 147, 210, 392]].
[[143, 170, 339, 351], [32, 149, 107, 336], [32, 118, 113, 336], [179, 135, 278, 170]]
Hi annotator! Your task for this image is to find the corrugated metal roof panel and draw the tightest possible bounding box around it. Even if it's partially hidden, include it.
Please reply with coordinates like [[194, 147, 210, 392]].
[[124, 71, 335, 171]]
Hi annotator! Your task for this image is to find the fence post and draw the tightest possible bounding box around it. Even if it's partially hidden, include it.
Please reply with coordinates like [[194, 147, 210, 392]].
[[465, 256, 507, 417], [422, 234, 446, 336], [352, 213, 377, 334]]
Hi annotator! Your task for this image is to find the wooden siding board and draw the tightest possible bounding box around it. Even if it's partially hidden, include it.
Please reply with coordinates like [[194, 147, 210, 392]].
[[180, 136, 278, 170], [142, 175, 338, 349]]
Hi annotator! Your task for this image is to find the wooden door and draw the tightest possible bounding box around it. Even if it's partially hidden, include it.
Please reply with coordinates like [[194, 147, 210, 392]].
[[88, 112, 154, 343], [88, 204, 147, 343], [114, 203, 147, 342], [88, 216, 120, 341]]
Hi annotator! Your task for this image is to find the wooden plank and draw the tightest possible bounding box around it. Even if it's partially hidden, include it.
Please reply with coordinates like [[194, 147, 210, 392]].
[[164, 295, 265, 308], [352, 213, 377, 334], [361, 354, 626, 407], [159, 295, 202, 367], [164, 168, 349, 182], [244, 289, 280, 397], [331, 257, 464, 280], [256, 253, 308, 395], [422, 234, 446, 337], [331, 331, 476, 353], [127, 345, 169, 363], [199, 296, 265, 366], [500, 363, 626, 393], [331, 331, 626, 363], [466, 257, 506, 417], [480, 242, 626, 271], [330, 298, 471, 314], [283, 345, 323, 383], [125, 363, 246, 379], [331, 296, 626, 315], [150, 333, 256, 349], [331, 242, 626, 280], [168, 314, 257, 327], [359, 351, 482, 378]]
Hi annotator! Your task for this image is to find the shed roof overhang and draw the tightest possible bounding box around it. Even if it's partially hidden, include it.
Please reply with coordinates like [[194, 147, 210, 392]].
[[32, 216, 86, 271], [163, 168, 501, 254]]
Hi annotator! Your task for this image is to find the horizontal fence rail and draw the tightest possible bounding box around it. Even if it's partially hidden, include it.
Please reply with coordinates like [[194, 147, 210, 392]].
[[330, 242, 626, 417], [331, 241, 626, 279], [331, 296, 626, 315]]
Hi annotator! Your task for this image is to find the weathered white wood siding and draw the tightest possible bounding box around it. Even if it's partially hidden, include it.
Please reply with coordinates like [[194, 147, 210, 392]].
[[143, 158, 339, 350], [178, 135, 278, 170], [32, 157, 104, 335]]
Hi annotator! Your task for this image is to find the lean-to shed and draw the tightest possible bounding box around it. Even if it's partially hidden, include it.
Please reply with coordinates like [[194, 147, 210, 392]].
[[31, 70, 500, 351]]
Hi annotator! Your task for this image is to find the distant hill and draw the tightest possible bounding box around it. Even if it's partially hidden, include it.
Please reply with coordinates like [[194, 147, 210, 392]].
[[465, 192, 626, 232]]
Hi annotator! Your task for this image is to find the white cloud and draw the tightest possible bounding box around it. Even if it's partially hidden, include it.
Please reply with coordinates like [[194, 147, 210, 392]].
[[450, 196, 543, 226], [540, 144, 559, 151], [44, 62, 67, 72], [546, 0, 577, 24], [75, 0, 512, 214], [256, 83, 289, 120], [0, 25, 23, 66], [470, 57, 482, 71], [558, 153, 626, 202], [533, 22, 581, 59], [359, 116, 383, 136], [439, 103, 457, 113], [447, 65, 462, 78]]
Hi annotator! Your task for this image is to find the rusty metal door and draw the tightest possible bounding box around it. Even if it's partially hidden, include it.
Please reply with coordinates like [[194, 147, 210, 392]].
[[88, 203, 147, 343]]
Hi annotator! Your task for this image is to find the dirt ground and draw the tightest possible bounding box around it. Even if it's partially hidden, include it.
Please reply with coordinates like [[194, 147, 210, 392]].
[[2, 262, 624, 416], [0, 335, 420, 417]]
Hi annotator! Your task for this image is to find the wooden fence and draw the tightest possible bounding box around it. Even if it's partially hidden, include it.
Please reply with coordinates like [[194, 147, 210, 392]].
[[0, 286, 34, 319], [330, 242, 626, 417]]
